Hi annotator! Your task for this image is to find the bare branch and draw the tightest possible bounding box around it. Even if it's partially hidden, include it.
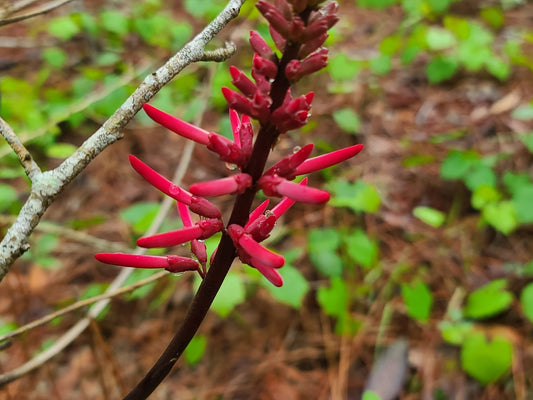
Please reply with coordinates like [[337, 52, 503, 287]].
[[0, 0, 75, 26], [0, 0, 245, 282], [0, 270, 168, 345], [0, 117, 41, 181]]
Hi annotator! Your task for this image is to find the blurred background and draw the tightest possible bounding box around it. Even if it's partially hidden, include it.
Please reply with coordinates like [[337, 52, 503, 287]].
[[0, 0, 532, 398]]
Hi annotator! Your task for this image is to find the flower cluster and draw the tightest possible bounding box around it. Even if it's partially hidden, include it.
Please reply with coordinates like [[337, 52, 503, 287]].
[[95, 0, 362, 287]]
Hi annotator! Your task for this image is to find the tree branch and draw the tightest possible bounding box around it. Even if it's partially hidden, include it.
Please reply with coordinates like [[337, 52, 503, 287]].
[[0, 0, 245, 283]]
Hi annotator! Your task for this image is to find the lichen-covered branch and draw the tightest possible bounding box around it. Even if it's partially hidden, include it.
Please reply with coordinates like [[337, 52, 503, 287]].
[[0, 0, 245, 283]]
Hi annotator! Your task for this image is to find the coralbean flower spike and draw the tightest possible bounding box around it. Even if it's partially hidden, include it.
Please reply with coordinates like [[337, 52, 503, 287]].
[[270, 178, 308, 218], [129, 155, 221, 219], [245, 200, 271, 229], [285, 48, 329, 81], [264, 143, 314, 178], [295, 144, 364, 176], [94, 253, 199, 274], [259, 174, 330, 203], [298, 32, 328, 59], [178, 202, 208, 275], [189, 173, 253, 197], [137, 219, 224, 248], [206, 132, 246, 166], [252, 53, 278, 80]]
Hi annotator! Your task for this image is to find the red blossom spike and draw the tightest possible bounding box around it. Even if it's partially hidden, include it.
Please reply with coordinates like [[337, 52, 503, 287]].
[[285, 48, 329, 81], [94, 253, 199, 273], [228, 224, 285, 269], [129, 155, 221, 219], [295, 144, 364, 175], [249, 30, 275, 59], [137, 219, 223, 248], [143, 104, 209, 145], [189, 173, 252, 197], [259, 174, 330, 203], [229, 66, 257, 98], [256, 0, 291, 38], [264, 143, 314, 177], [271, 92, 314, 132]]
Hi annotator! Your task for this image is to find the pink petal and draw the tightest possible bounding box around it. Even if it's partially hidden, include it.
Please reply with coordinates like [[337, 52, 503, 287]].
[[229, 109, 241, 147], [230, 66, 257, 98], [249, 30, 274, 59], [189, 173, 252, 197], [295, 144, 364, 176], [188, 196, 222, 219], [252, 53, 278, 79], [143, 104, 209, 145], [270, 178, 307, 218], [264, 143, 314, 177]]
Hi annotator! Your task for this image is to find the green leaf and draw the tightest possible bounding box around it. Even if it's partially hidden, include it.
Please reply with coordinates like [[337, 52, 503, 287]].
[[520, 283, 533, 323], [317, 277, 348, 317], [519, 132, 533, 152], [401, 281, 433, 323], [0, 321, 18, 337], [308, 228, 343, 277], [344, 229, 379, 268], [440, 321, 474, 345], [48, 16, 81, 40], [426, 56, 458, 83], [512, 104, 533, 120], [332, 108, 360, 134], [184, 334, 207, 366], [512, 185, 533, 223], [100, 10, 130, 36], [464, 164, 496, 191], [46, 143, 77, 158], [482, 201, 518, 235], [183, 0, 226, 19], [461, 332, 512, 385], [356, 0, 398, 9], [211, 272, 245, 318], [328, 54, 361, 81], [471, 185, 501, 210], [425, 27, 456, 50], [0, 184, 17, 212], [379, 36, 402, 55], [362, 391, 382, 400], [265, 265, 309, 309], [464, 279, 513, 319], [503, 172, 532, 196], [440, 150, 479, 180], [413, 206, 445, 227], [327, 180, 381, 213], [120, 202, 161, 235], [480, 7, 504, 28], [42, 48, 68, 68], [485, 57, 510, 81], [369, 54, 391, 75]]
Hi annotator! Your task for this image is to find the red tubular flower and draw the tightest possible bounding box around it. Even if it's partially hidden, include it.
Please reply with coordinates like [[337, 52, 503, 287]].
[[128, 155, 221, 219], [270, 178, 307, 218], [143, 104, 209, 145], [246, 199, 271, 229], [256, 0, 291, 38], [189, 173, 252, 197], [252, 54, 278, 80], [295, 144, 364, 175], [271, 91, 314, 132], [228, 224, 285, 269], [229, 66, 257, 98], [259, 174, 330, 203], [269, 25, 286, 52], [298, 32, 328, 59], [264, 143, 314, 177], [178, 202, 208, 275], [254, 263, 283, 287], [206, 132, 246, 166], [94, 253, 199, 273], [222, 87, 256, 118], [285, 48, 329, 81], [137, 219, 223, 248], [249, 30, 275, 59]]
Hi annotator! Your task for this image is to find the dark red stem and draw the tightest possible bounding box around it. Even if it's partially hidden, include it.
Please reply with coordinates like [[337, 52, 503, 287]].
[[122, 36, 303, 400]]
